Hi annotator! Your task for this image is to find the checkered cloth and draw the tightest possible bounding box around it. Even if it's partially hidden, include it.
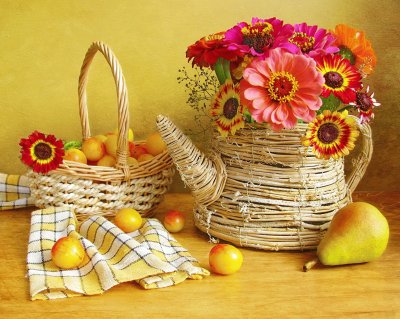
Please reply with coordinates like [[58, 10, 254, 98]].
[[27, 207, 209, 300], [0, 173, 34, 210]]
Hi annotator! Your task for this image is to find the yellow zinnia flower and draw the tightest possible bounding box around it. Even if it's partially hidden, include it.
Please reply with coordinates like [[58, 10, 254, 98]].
[[302, 110, 359, 160], [210, 80, 245, 137]]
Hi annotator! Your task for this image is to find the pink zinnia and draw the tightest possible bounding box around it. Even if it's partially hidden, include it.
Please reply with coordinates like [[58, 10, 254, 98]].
[[282, 23, 339, 58], [224, 17, 295, 58], [240, 48, 324, 131]]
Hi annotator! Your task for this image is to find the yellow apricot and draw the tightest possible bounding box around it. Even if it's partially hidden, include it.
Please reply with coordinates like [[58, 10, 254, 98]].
[[145, 132, 166, 156], [105, 135, 118, 157], [128, 157, 139, 166], [97, 154, 116, 167], [94, 134, 108, 143], [138, 153, 154, 162], [81, 138, 105, 162], [63, 148, 87, 164]]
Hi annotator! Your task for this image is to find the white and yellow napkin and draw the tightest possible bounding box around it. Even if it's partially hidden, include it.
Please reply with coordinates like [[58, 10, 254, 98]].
[[27, 207, 209, 300], [0, 173, 34, 210]]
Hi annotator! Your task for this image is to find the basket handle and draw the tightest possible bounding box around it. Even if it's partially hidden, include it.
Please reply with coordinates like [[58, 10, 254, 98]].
[[345, 117, 373, 193], [78, 41, 130, 179]]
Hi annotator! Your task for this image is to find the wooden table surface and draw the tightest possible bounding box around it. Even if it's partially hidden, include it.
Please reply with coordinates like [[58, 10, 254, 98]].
[[0, 192, 399, 319]]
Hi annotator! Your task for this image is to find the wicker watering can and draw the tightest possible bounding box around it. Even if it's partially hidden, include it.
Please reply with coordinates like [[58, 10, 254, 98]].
[[157, 115, 373, 251]]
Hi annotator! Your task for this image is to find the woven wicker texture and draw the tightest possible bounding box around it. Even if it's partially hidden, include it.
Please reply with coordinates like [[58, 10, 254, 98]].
[[28, 42, 174, 220], [157, 115, 372, 251]]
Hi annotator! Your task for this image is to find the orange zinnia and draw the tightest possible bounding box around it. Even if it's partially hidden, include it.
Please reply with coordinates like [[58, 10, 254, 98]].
[[332, 24, 376, 77]]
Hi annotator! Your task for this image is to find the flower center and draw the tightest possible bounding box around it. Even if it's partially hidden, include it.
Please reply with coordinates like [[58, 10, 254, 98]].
[[223, 97, 239, 119], [289, 32, 315, 53], [241, 22, 274, 53], [34, 142, 53, 160], [267, 71, 299, 103], [356, 92, 373, 111], [317, 123, 339, 144], [205, 32, 225, 42], [324, 71, 344, 89]]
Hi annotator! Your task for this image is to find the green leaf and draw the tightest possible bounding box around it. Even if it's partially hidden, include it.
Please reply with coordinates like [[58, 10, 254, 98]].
[[64, 140, 82, 151], [244, 110, 255, 123], [318, 94, 341, 114], [338, 46, 356, 65]]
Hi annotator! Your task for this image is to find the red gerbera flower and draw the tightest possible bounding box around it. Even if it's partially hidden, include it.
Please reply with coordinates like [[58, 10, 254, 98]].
[[19, 131, 64, 173], [186, 32, 238, 68], [316, 54, 362, 103]]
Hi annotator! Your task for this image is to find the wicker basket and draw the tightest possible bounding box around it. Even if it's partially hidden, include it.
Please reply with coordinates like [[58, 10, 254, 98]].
[[28, 41, 175, 220], [157, 115, 372, 251]]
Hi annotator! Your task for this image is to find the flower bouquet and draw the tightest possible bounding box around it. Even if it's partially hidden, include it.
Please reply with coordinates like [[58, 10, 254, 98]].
[[162, 18, 377, 250], [183, 17, 379, 159]]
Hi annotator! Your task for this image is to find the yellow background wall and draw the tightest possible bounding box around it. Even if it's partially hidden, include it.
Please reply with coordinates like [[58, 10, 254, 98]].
[[0, 0, 399, 191]]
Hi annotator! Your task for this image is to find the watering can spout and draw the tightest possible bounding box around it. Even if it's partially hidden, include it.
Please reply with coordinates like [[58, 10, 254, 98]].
[[156, 115, 226, 206]]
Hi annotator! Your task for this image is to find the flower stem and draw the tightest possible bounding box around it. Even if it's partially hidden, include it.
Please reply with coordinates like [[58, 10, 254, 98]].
[[303, 258, 319, 272], [222, 58, 232, 80], [214, 58, 226, 84]]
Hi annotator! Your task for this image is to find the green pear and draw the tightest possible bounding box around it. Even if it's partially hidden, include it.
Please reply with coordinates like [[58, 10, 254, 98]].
[[304, 202, 389, 271]]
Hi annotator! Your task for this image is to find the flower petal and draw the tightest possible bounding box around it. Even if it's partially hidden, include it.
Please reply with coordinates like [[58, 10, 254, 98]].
[[243, 68, 267, 87], [243, 87, 267, 100]]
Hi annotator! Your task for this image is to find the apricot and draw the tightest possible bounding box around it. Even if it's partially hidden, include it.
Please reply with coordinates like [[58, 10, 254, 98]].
[[51, 236, 85, 269], [94, 134, 108, 143], [128, 141, 135, 156], [81, 138, 106, 161], [104, 135, 118, 157], [63, 148, 87, 164], [138, 153, 154, 162], [145, 132, 166, 156], [128, 157, 139, 166], [163, 210, 185, 233], [97, 154, 116, 167], [132, 145, 148, 159], [114, 208, 143, 233], [209, 244, 243, 275]]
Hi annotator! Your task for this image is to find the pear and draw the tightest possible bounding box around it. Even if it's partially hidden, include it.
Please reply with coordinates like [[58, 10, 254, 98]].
[[304, 202, 389, 271]]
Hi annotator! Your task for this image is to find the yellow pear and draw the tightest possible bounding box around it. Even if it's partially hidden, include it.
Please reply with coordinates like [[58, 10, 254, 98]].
[[304, 202, 389, 271]]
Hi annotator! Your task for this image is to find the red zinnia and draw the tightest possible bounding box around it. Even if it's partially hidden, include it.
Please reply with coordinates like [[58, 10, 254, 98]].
[[349, 85, 381, 124], [316, 54, 362, 104], [19, 131, 64, 173], [186, 32, 238, 68]]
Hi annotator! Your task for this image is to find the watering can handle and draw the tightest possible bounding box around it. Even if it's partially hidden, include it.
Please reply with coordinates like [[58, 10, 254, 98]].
[[345, 117, 373, 194]]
